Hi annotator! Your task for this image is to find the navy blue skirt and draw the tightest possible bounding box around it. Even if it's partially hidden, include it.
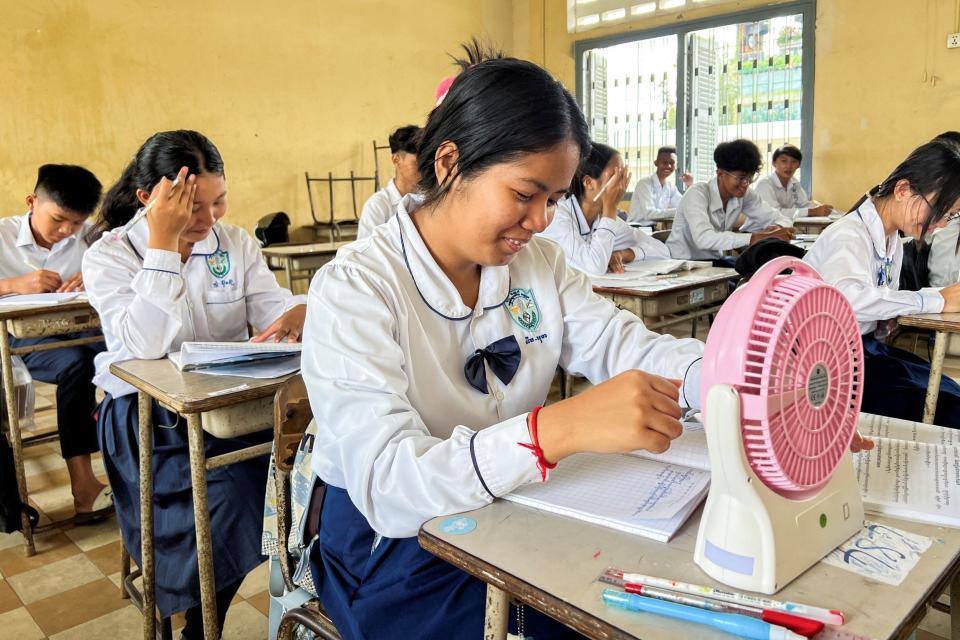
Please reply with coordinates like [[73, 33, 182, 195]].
[[97, 393, 269, 617], [309, 485, 583, 640], [862, 336, 960, 428]]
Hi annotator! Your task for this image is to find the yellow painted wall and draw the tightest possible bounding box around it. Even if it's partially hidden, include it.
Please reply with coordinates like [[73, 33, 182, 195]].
[[523, 0, 960, 211], [0, 0, 513, 233]]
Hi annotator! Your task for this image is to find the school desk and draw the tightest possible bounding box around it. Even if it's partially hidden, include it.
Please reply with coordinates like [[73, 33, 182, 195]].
[[0, 300, 103, 556], [109, 358, 292, 640], [262, 241, 351, 292], [898, 312, 960, 423], [794, 216, 838, 235], [420, 492, 960, 639], [592, 266, 737, 336]]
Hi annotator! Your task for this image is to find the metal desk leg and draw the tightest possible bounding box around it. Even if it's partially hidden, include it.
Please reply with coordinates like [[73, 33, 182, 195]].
[[138, 392, 156, 640], [284, 258, 295, 294], [923, 330, 948, 424], [951, 570, 960, 640], [0, 320, 35, 556], [186, 412, 219, 639], [484, 584, 509, 640]]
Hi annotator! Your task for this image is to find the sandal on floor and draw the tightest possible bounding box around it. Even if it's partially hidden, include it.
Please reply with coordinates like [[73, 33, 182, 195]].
[[74, 487, 115, 525]]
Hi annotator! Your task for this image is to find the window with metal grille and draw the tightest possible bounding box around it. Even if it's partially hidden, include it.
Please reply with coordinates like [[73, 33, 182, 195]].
[[575, 1, 814, 194]]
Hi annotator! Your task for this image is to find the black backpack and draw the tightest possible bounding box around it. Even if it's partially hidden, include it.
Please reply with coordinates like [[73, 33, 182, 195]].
[[0, 435, 39, 533]]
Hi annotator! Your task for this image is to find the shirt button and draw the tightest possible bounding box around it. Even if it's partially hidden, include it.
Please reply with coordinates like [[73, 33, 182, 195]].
[[495, 390, 504, 401]]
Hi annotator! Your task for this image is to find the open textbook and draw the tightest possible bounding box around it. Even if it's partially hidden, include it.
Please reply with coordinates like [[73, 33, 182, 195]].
[[0, 292, 86, 307], [504, 423, 709, 542], [855, 413, 960, 527], [590, 259, 711, 290], [168, 340, 302, 372]]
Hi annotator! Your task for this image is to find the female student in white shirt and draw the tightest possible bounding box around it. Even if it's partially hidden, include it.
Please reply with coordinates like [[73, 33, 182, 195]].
[[301, 51, 706, 640], [82, 130, 306, 638], [804, 137, 960, 426], [539, 141, 670, 275], [753, 144, 833, 220]]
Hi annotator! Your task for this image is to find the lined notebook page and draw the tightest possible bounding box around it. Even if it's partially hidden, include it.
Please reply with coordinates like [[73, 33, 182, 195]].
[[504, 453, 710, 542], [632, 427, 709, 471], [182, 341, 302, 354]]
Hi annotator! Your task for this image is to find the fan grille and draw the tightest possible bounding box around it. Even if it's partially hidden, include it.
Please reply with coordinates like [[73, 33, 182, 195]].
[[739, 275, 863, 498]]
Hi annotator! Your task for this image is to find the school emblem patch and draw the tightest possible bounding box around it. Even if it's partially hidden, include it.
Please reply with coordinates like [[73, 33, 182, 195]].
[[505, 288, 541, 332], [206, 250, 231, 278]]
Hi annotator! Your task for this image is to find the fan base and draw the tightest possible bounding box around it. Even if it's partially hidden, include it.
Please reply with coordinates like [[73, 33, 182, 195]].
[[694, 384, 865, 594]]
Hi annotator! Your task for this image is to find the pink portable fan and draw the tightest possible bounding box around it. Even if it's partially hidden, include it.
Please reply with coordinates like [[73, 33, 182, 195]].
[[694, 256, 865, 594]]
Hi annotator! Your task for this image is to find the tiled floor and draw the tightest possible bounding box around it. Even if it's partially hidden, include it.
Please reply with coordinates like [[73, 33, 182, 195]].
[[1, 326, 959, 638], [0, 383, 271, 639]]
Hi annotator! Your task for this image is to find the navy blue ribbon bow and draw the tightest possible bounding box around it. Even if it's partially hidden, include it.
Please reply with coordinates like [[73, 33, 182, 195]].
[[464, 335, 521, 394]]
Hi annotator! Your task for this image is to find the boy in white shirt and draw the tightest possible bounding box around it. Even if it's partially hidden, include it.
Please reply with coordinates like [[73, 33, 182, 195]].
[[667, 139, 794, 261], [358, 125, 421, 239], [753, 144, 832, 220], [0, 164, 111, 523], [627, 145, 693, 225]]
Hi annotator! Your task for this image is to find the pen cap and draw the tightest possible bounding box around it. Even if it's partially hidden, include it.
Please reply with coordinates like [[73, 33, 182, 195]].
[[761, 610, 824, 638]]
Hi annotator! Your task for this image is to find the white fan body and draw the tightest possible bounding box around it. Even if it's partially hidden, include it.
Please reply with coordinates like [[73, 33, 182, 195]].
[[694, 383, 864, 594]]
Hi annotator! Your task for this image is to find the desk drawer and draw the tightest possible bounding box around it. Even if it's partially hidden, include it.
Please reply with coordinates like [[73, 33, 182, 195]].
[[640, 281, 729, 317], [8, 311, 101, 339]]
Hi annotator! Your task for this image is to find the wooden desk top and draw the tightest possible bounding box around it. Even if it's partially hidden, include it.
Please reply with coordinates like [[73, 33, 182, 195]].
[[261, 241, 351, 257], [899, 313, 960, 332], [109, 358, 292, 413], [794, 216, 839, 226], [592, 267, 737, 299], [0, 300, 97, 321], [421, 501, 960, 639]]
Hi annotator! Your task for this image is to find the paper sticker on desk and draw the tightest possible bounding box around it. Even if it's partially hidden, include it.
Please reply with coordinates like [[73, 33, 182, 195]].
[[689, 288, 705, 303], [821, 520, 931, 586]]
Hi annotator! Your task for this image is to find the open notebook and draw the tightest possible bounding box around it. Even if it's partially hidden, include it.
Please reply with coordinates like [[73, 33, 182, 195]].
[[589, 259, 712, 291], [503, 424, 709, 542], [854, 413, 960, 527], [0, 292, 86, 307], [168, 340, 302, 372]]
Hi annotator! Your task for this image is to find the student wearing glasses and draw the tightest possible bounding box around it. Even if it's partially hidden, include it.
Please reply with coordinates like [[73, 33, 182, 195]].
[[804, 137, 960, 427], [666, 139, 794, 262]]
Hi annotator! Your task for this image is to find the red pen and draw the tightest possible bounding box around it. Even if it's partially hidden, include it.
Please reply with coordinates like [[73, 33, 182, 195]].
[[597, 574, 824, 638]]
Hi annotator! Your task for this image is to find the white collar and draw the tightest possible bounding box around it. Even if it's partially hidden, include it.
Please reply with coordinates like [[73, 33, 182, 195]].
[[856, 199, 898, 260], [385, 179, 402, 202], [389, 194, 510, 321], [707, 177, 736, 213], [117, 210, 222, 261], [568, 196, 595, 236]]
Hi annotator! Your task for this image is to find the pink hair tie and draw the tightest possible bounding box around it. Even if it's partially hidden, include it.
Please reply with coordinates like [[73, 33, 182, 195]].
[[434, 76, 456, 105]]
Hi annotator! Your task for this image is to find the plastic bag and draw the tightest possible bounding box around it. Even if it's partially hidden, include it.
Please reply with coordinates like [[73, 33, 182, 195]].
[[8, 356, 35, 431]]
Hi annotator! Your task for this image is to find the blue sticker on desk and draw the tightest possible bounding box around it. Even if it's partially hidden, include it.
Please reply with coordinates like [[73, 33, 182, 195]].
[[439, 516, 477, 535]]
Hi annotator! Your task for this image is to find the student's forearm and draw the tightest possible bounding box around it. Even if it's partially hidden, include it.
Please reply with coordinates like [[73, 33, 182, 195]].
[[0, 276, 18, 296]]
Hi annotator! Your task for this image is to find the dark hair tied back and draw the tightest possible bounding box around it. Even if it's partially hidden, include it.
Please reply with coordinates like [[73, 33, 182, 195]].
[[569, 142, 617, 201]]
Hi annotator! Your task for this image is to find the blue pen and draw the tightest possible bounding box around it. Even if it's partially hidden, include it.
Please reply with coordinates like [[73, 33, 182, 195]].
[[602, 589, 804, 640]]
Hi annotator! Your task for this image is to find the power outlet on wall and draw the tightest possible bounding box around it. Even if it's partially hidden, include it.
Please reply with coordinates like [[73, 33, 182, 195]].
[[949, 32, 960, 49]]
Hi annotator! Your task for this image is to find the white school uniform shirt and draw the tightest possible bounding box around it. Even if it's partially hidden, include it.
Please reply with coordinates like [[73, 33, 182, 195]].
[[82, 217, 306, 397], [666, 177, 787, 260], [627, 173, 682, 224], [302, 194, 704, 539], [0, 212, 92, 280], [538, 196, 669, 276], [928, 220, 960, 287], [803, 198, 943, 335], [752, 172, 814, 220], [358, 179, 403, 240]]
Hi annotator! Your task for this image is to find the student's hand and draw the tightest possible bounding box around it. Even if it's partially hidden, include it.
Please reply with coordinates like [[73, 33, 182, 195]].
[[146, 167, 198, 252], [57, 272, 84, 293], [607, 249, 635, 274], [750, 226, 795, 245], [680, 172, 694, 188], [251, 304, 307, 343], [601, 167, 631, 219], [10, 269, 62, 294], [808, 204, 833, 217], [850, 431, 875, 454], [940, 283, 960, 313], [535, 370, 684, 463]]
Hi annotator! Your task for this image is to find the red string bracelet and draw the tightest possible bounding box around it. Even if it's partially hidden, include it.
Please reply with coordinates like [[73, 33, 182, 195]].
[[518, 405, 557, 482]]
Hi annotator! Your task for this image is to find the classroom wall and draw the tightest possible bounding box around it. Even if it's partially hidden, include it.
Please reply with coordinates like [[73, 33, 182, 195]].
[[520, 0, 960, 211], [0, 0, 513, 233]]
